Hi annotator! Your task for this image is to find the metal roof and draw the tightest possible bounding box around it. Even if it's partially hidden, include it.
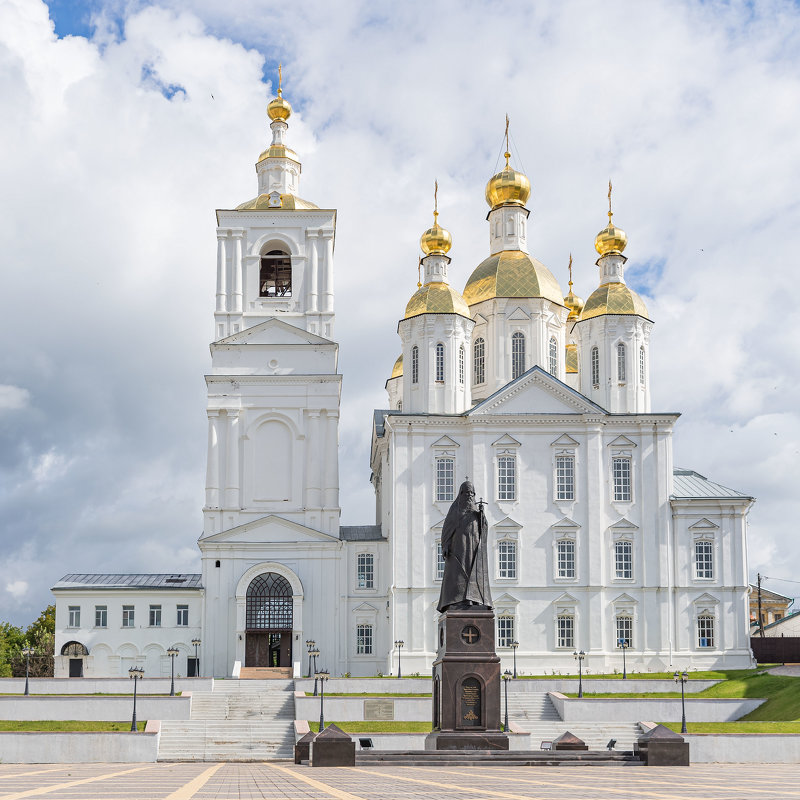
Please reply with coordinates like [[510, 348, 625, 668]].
[[340, 525, 385, 541], [52, 574, 203, 591], [671, 469, 752, 500]]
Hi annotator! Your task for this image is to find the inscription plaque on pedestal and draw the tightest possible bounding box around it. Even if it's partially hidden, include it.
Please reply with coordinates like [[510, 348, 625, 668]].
[[460, 678, 481, 727], [364, 699, 394, 720]]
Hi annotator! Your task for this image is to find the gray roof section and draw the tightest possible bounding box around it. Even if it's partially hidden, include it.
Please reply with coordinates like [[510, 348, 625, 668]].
[[340, 525, 385, 541], [52, 574, 203, 591], [671, 469, 752, 500]]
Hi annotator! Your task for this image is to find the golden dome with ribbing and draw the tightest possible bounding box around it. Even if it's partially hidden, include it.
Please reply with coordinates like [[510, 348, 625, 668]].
[[390, 354, 403, 379], [580, 282, 649, 321], [485, 153, 531, 210], [420, 212, 452, 255], [564, 286, 584, 321], [404, 282, 471, 320], [463, 250, 564, 307], [267, 95, 292, 121], [594, 219, 628, 256]]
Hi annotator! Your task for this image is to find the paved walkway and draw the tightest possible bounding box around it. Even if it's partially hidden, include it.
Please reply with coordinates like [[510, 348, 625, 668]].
[[1, 762, 800, 800]]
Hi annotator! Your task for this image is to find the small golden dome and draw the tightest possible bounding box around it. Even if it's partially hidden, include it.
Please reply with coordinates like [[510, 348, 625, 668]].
[[563, 254, 584, 321], [404, 282, 471, 320], [485, 153, 531, 210], [580, 282, 650, 321], [595, 180, 627, 256], [463, 250, 563, 306], [420, 212, 452, 255], [267, 95, 292, 121], [390, 354, 403, 379]]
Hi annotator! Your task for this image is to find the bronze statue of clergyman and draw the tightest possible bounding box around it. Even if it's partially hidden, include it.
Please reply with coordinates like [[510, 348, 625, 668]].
[[437, 479, 493, 613]]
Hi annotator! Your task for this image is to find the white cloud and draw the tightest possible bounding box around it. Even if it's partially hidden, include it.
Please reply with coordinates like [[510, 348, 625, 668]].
[[0, 385, 30, 411], [6, 581, 29, 599]]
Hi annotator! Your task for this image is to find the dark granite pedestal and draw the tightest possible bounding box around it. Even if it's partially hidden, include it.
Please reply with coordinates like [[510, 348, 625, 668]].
[[425, 608, 509, 751], [636, 724, 690, 766]]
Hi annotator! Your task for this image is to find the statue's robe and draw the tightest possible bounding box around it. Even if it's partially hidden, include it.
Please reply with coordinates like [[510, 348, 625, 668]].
[[437, 481, 493, 613]]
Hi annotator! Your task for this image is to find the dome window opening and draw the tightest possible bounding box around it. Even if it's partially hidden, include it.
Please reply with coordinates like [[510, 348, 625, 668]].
[[549, 337, 558, 377], [591, 346, 600, 388], [459, 345, 465, 385], [435, 343, 445, 383], [473, 338, 485, 385], [411, 346, 419, 384], [639, 347, 646, 386], [260, 250, 292, 297], [511, 332, 526, 380], [617, 342, 627, 383]]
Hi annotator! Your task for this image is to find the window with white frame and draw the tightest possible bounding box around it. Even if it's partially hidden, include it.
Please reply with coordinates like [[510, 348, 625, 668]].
[[356, 624, 373, 654], [511, 332, 525, 379], [549, 336, 558, 376], [614, 540, 633, 579], [617, 342, 626, 382], [639, 346, 646, 386], [357, 553, 375, 589], [177, 605, 189, 626], [436, 457, 455, 502], [458, 345, 465, 385], [557, 614, 574, 648], [591, 346, 600, 387], [498, 540, 517, 579], [122, 606, 135, 627], [68, 606, 80, 628], [556, 455, 575, 501], [697, 615, 714, 647], [149, 605, 162, 627], [498, 455, 516, 501], [95, 605, 107, 628], [473, 338, 485, 384], [498, 615, 515, 647], [411, 345, 419, 384], [694, 541, 714, 579], [616, 615, 633, 647], [612, 456, 631, 502], [435, 542, 444, 581], [435, 342, 445, 382], [556, 539, 575, 578]]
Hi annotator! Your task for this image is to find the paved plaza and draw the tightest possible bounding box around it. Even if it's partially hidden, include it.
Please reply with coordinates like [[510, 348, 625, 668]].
[[1, 762, 800, 800]]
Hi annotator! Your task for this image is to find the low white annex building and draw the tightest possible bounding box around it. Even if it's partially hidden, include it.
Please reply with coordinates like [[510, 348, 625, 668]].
[[53, 81, 755, 679]]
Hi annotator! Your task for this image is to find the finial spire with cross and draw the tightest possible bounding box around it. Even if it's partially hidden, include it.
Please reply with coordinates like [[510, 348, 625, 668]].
[[608, 179, 613, 222], [568, 253, 574, 290], [504, 114, 510, 168], [417, 256, 422, 289], [433, 179, 439, 224], [277, 64, 283, 97]]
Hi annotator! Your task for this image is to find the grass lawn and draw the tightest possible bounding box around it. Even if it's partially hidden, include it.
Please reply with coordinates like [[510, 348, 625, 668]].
[[520, 668, 770, 681], [308, 721, 431, 733], [0, 720, 147, 732], [661, 721, 800, 734], [304, 692, 431, 698]]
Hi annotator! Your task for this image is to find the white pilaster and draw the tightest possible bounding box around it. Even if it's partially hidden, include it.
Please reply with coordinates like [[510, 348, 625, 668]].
[[206, 411, 220, 507], [216, 234, 228, 313], [224, 410, 240, 509], [322, 231, 334, 314], [231, 231, 243, 314], [307, 230, 319, 314]]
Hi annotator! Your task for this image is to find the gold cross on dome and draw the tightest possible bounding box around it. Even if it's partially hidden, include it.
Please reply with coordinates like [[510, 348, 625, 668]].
[[278, 63, 283, 96], [608, 179, 613, 220]]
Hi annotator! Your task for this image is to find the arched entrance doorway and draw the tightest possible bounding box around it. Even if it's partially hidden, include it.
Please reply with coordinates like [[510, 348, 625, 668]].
[[245, 573, 293, 667], [61, 641, 89, 677]]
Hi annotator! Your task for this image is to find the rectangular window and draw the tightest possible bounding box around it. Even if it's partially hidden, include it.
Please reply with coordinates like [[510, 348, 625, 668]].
[[459, 346, 465, 385], [695, 541, 714, 579], [498, 541, 517, 579], [556, 540, 575, 578], [612, 457, 631, 502], [616, 616, 633, 648], [697, 615, 714, 648], [436, 457, 455, 502], [149, 605, 162, 627], [68, 606, 80, 628], [474, 338, 485, 384], [436, 542, 444, 581], [95, 606, 107, 628], [122, 606, 135, 627], [591, 347, 600, 388], [498, 616, 515, 648], [556, 455, 575, 501], [356, 624, 373, 655], [557, 614, 574, 648], [614, 541, 633, 579], [498, 455, 516, 501], [357, 553, 375, 589], [435, 343, 445, 382], [411, 346, 419, 384], [176, 605, 189, 626], [617, 343, 626, 382], [639, 347, 646, 386]]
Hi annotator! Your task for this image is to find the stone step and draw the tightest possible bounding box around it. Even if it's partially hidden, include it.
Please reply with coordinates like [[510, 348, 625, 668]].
[[355, 751, 643, 767], [239, 667, 293, 680]]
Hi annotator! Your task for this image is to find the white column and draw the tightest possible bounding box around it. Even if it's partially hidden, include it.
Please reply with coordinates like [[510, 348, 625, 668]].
[[216, 234, 228, 312], [322, 232, 334, 313], [323, 411, 339, 511], [206, 411, 221, 507], [224, 410, 240, 509], [307, 231, 319, 314], [305, 410, 322, 509], [232, 231, 244, 314]]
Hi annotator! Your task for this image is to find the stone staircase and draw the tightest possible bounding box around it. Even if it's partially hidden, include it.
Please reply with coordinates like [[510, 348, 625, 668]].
[[239, 666, 293, 679], [509, 692, 644, 751], [158, 679, 295, 761]]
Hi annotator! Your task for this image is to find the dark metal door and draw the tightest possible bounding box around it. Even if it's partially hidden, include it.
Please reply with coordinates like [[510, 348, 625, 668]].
[[68, 658, 83, 677]]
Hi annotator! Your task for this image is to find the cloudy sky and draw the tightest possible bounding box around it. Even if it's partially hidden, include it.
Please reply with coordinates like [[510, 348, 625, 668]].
[[1, 0, 799, 625]]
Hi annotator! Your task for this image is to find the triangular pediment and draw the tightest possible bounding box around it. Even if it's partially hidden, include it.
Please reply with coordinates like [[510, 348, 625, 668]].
[[552, 516, 580, 530], [492, 434, 521, 448], [353, 602, 379, 613], [473, 313, 489, 326], [494, 592, 519, 605], [551, 434, 580, 447], [553, 592, 578, 605], [609, 517, 638, 530], [215, 318, 334, 347], [608, 435, 637, 448], [469, 366, 606, 416], [429, 518, 446, 532], [431, 435, 460, 449], [199, 514, 339, 545], [688, 518, 719, 530], [494, 516, 522, 530], [508, 306, 531, 321], [694, 592, 719, 606], [612, 593, 638, 605]]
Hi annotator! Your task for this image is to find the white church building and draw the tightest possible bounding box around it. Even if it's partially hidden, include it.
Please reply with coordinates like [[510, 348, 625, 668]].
[[52, 82, 755, 679]]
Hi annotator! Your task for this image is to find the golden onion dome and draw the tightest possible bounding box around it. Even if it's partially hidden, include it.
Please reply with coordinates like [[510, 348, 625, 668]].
[[267, 94, 292, 121], [463, 250, 564, 306], [420, 212, 452, 256], [564, 286, 585, 321], [565, 342, 578, 374], [580, 282, 650, 321], [485, 153, 531, 210], [390, 354, 403, 379], [594, 219, 628, 256], [404, 282, 471, 320]]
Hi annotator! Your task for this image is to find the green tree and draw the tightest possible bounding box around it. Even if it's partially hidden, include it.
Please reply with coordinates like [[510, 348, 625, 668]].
[[4, 605, 55, 678]]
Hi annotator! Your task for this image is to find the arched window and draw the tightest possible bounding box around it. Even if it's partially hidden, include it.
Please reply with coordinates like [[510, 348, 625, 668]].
[[458, 345, 465, 385], [246, 573, 292, 629], [591, 346, 600, 388], [259, 250, 292, 297], [473, 338, 485, 384], [411, 346, 419, 384], [511, 332, 525, 379], [435, 343, 445, 382], [549, 337, 558, 376], [639, 346, 646, 386], [617, 342, 626, 382], [61, 641, 89, 656]]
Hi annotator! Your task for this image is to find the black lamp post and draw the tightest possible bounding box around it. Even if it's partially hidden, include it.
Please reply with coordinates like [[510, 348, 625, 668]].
[[502, 670, 512, 732], [573, 649, 586, 698], [305, 640, 315, 678], [316, 669, 329, 732], [674, 670, 688, 734], [167, 646, 179, 696], [129, 666, 144, 731], [394, 639, 404, 679], [310, 649, 320, 695], [618, 638, 628, 680], [22, 647, 33, 696], [510, 640, 519, 679], [191, 639, 201, 677]]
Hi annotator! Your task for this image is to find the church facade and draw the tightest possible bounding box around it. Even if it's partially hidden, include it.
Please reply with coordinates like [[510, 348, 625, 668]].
[[52, 83, 754, 679]]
